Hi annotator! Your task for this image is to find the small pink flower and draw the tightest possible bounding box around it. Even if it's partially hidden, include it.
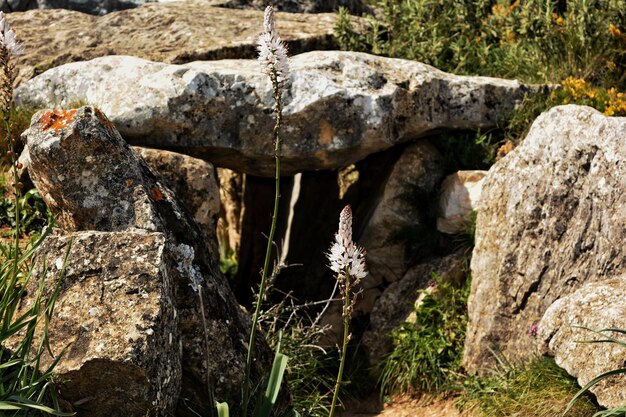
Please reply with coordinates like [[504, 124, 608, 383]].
[[529, 323, 539, 337]]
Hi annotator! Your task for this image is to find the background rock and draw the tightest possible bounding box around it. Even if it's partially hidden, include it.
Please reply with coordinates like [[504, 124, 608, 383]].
[[22, 231, 180, 417], [464, 105, 626, 374], [437, 170, 486, 234], [22, 106, 270, 416], [134, 146, 221, 257], [359, 141, 444, 289], [221, 0, 370, 15], [8, 2, 360, 84], [216, 168, 244, 262], [1, 0, 167, 15], [318, 141, 444, 344], [17, 51, 532, 176], [538, 277, 626, 408]]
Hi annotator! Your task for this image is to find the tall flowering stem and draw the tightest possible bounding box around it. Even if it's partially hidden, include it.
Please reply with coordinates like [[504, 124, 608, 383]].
[[327, 205, 367, 417], [0, 11, 24, 266], [243, 6, 290, 414]]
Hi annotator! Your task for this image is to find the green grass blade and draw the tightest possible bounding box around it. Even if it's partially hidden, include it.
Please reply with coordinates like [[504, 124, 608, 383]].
[[564, 368, 626, 415], [215, 401, 229, 417], [258, 352, 288, 417]]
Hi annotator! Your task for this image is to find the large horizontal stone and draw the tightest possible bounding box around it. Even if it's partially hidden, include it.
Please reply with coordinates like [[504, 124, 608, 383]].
[[16, 51, 533, 176], [538, 278, 626, 408], [9, 1, 357, 84], [464, 105, 626, 374]]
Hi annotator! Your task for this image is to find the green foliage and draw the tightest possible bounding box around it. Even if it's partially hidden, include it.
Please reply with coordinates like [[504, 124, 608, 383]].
[[336, 0, 626, 89], [0, 106, 37, 166], [378, 273, 470, 396], [458, 357, 600, 417], [260, 300, 337, 417], [218, 245, 238, 281], [0, 231, 72, 416], [565, 327, 626, 417], [434, 129, 498, 172], [0, 185, 51, 238]]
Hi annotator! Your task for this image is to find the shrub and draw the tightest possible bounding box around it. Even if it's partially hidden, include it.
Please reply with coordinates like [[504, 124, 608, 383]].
[[378, 273, 470, 396], [336, 0, 626, 89]]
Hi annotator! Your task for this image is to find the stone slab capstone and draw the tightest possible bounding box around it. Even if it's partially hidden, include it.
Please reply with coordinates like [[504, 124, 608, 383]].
[[16, 51, 534, 176]]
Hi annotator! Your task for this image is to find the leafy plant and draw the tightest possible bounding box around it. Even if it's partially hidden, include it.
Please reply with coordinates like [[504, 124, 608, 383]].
[[378, 273, 470, 396], [564, 327, 626, 417], [336, 0, 626, 90], [259, 299, 336, 417]]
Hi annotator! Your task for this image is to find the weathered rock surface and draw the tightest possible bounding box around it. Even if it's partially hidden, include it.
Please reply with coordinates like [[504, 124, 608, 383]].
[[9, 2, 357, 84], [1, 0, 171, 15], [22, 106, 270, 416], [464, 105, 626, 374], [17, 51, 533, 176], [437, 170, 486, 234], [359, 141, 444, 290], [363, 249, 467, 365], [222, 0, 370, 15], [26, 231, 180, 417], [134, 146, 221, 257], [538, 278, 626, 408]]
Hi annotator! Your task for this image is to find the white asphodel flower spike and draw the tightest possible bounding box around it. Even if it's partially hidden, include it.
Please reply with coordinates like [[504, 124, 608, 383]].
[[0, 12, 23, 56], [327, 205, 367, 281], [257, 5, 289, 84]]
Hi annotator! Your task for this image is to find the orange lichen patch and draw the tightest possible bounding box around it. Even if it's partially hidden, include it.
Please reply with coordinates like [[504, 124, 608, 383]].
[[319, 119, 334, 145], [94, 108, 117, 133], [150, 186, 164, 202], [40, 109, 78, 134], [125, 179, 134, 187], [497, 140, 515, 160]]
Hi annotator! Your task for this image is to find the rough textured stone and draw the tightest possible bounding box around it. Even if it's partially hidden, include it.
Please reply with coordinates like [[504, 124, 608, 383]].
[[436, 170, 486, 234], [464, 105, 626, 374], [22, 106, 270, 416], [359, 141, 444, 289], [9, 2, 358, 84], [1, 0, 166, 15], [133, 146, 221, 257], [363, 249, 467, 365], [538, 278, 626, 408], [16, 51, 533, 176], [25, 230, 180, 417], [222, 0, 370, 15]]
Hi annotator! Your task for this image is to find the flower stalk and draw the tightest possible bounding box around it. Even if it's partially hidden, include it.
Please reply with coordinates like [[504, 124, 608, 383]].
[[242, 6, 290, 414], [327, 205, 367, 417], [0, 11, 23, 268]]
